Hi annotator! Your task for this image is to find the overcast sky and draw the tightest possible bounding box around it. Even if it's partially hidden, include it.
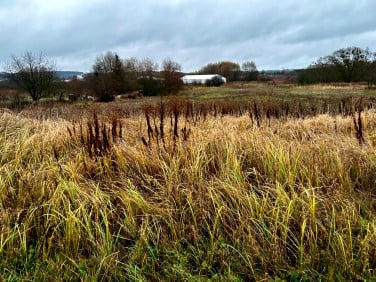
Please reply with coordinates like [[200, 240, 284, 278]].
[[1, 0, 375, 72]]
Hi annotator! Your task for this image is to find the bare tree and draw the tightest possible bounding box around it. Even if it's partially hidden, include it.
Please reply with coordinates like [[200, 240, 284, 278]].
[[241, 61, 259, 81], [7, 51, 56, 101], [241, 61, 257, 72], [137, 58, 161, 96], [123, 57, 141, 91], [161, 58, 182, 94], [90, 51, 126, 101], [139, 57, 158, 77]]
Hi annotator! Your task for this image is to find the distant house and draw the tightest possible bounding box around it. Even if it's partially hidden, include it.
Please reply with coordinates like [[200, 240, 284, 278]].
[[181, 74, 226, 85]]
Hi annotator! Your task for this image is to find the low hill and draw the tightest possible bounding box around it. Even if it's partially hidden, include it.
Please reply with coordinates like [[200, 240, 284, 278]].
[[0, 72, 7, 81], [0, 71, 84, 81], [55, 71, 84, 80]]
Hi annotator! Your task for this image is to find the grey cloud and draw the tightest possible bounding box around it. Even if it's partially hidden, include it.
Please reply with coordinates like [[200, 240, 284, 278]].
[[1, 0, 376, 72]]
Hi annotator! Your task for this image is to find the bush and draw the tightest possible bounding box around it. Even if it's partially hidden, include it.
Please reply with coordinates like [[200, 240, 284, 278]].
[[138, 77, 162, 96], [206, 76, 224, 87]]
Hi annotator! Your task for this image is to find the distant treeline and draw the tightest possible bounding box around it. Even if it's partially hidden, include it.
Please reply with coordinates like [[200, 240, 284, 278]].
[[2, 46, 375, 104], [194, 46, 376, 86], [297, 47, 376, 87]]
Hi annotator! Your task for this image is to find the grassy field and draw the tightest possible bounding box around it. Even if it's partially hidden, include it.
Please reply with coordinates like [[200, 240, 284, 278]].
[[0, 83, 375, 281]]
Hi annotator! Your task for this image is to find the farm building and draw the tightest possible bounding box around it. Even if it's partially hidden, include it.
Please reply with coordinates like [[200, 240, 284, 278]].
[[181, 74, 226, 85]]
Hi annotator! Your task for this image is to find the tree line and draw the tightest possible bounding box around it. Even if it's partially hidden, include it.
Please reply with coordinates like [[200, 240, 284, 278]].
[[298, 46, 376, 87], [4, 51, 262, 102], [3, 46, 375, 103], [4, 51, 184, 102]]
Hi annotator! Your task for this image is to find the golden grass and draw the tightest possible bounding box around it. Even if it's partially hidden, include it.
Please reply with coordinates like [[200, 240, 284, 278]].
[[0, 107, 375, 280]]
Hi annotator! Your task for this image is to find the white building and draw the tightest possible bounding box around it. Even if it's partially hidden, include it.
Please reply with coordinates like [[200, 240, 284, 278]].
[[181, 74, 226, 85]]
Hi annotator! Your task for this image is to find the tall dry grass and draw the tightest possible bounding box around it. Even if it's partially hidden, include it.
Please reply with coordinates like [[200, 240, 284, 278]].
[[0, 106, 375, 280]]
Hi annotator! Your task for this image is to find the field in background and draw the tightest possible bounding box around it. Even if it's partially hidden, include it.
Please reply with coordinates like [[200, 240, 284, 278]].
[[2, 81, 374, 120], [0, 82, 375, 280], [181, 81, 376, 101]]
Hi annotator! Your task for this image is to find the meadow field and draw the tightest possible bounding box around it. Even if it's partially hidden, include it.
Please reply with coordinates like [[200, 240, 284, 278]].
[[0, 82, 375, 281]]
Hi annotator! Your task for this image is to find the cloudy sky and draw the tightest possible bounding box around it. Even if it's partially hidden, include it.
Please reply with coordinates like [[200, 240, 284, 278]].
[[1, 0, 375, 72]]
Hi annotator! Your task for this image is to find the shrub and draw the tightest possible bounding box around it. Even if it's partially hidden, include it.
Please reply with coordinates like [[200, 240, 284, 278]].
[[206, 76, 224, 87], [138, 77, 162, 96]]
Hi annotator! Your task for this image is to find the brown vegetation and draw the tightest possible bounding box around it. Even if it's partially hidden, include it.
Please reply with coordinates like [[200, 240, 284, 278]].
[[0, 83, 375, 280]]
